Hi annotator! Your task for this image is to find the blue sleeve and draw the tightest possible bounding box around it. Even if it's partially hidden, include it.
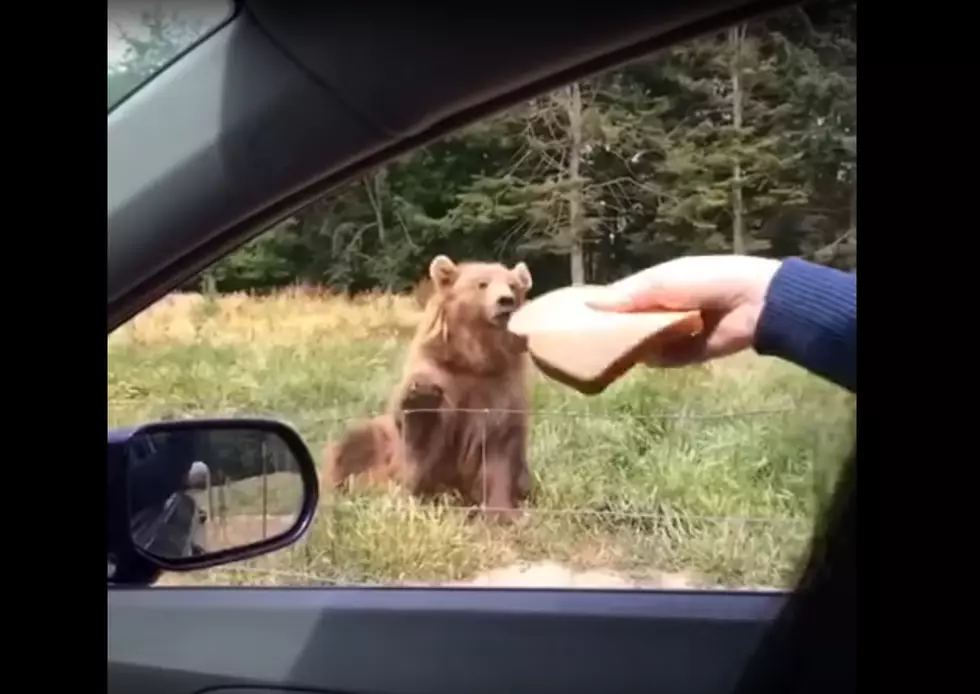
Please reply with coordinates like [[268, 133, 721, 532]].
[[753, 258, 856, 393]]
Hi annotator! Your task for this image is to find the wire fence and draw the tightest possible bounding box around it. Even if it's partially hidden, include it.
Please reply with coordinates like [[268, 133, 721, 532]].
[[113, 402, 849, 590], [187, 464, 303, 551]]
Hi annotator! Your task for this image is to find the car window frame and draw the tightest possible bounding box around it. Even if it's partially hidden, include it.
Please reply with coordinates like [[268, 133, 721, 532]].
[[108, 0, 240, 114]]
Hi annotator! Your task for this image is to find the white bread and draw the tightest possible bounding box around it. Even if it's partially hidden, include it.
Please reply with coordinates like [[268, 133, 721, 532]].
[[508, 285, 703, 395]]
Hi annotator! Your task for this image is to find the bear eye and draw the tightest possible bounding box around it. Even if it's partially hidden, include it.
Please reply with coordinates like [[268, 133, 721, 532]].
[[477, 281, 489, 289]]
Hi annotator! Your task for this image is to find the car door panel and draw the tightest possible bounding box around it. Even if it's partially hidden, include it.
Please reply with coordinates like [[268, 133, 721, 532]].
[[108, 587, 785, 694]]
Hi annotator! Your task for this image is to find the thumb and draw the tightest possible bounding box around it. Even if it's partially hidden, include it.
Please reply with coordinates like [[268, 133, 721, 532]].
[[588, 286, 681, 314], [586, 290, 639, 313], [587, 266, 683, 313]]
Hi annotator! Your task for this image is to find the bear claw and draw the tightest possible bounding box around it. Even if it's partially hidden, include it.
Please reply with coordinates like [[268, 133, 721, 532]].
[[401, 380, 444, 412]]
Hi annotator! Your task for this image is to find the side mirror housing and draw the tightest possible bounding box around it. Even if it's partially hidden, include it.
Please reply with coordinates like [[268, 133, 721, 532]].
[[112, 417, 319, 574]]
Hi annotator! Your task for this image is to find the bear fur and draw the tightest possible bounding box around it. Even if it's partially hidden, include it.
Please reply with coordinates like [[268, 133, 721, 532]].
[[322, 255, 534, 521]]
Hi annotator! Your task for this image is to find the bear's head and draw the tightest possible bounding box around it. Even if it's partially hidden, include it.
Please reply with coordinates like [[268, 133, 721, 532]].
[[428, 255, 533, 329], [414, 255, 533, 374]]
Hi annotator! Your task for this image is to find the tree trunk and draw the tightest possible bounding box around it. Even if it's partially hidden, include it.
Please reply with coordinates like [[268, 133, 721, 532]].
[[566, 82, 586, 285], [846, 177, 857, 269], [364, 169, 387, 244], [729, 25, 746, 255], [200, 271, 217, 296]]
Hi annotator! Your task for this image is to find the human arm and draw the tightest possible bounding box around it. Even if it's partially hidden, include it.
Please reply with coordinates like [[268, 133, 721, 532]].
[[128, 433, 198, 515], [753, 258, 856, 394], [588, 254, 856, 393]]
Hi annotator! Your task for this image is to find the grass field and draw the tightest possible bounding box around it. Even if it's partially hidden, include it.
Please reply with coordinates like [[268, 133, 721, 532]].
[[108, 288, 855, 589]]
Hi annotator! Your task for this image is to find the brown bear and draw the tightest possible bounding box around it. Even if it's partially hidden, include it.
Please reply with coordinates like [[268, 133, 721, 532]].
[[322, 255, 534, 521]]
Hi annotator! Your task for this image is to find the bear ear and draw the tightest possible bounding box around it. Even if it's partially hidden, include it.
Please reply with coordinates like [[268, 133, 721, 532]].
[[512, 261, 533, 291], [429, 255, 458, 289]]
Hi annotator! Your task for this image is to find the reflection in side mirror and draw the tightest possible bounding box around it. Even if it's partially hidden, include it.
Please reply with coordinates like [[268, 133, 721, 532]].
[[124, 418, 319, 571]]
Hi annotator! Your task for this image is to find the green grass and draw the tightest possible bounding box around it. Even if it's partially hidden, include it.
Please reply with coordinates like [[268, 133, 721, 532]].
[[109, 290, 854, 589]]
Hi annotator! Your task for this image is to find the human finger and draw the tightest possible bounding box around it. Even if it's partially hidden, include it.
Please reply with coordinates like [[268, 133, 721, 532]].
[[587, 277, 707, 314], [640, 333, 709, 368], [588, 288, 703, 314], [637, 310, 747, 368], [590, 255, 781, 315], [587, 258, 719, 313]]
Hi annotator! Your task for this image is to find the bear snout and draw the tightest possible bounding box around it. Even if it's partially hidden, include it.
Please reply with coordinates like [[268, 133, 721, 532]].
[[495, 295, 516, 310]]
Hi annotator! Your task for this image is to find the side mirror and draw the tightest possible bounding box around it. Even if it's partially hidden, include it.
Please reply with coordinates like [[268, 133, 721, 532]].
[[122, 417, 319, 572]]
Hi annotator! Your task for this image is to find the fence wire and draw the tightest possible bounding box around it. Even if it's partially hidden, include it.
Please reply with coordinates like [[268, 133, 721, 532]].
[[112, 403, 840, 590]]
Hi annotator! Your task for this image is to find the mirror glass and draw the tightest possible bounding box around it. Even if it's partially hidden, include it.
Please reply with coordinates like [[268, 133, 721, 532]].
[[126, 425, 305, 561]]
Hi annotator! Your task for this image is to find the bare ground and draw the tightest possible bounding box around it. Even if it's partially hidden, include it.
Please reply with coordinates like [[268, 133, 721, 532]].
[[155, 557, 777, 591], [441, 562, 699, 589], [199, 514, 297, 553]]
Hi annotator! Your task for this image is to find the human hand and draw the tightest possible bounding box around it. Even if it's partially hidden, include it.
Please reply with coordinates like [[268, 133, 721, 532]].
[[588, 255, 782, 367]]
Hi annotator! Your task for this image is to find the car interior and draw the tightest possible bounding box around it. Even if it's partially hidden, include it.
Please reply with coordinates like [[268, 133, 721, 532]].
[[107, 1, 856, 693]]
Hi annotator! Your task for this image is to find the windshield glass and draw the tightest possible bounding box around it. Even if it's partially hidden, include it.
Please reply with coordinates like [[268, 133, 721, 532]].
[[108, 0, 233, 110]]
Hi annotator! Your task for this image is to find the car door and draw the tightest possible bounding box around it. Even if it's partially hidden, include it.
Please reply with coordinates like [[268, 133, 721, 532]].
[[108, 1, 854, 693]]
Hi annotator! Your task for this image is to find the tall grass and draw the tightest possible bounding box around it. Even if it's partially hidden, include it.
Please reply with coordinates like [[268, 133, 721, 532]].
[[109, 289, 854, 589]]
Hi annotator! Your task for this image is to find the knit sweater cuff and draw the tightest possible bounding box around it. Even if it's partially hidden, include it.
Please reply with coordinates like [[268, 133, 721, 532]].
[[753, 257, 856, 393]]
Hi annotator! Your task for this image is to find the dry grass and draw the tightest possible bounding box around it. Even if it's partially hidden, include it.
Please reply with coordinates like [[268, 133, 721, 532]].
[[189, 472, 302, 552], [109, 289, 854, 590], [108, 287, 421, 348]]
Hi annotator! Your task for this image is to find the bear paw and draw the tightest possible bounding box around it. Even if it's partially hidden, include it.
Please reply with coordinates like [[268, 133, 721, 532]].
[[401, 380, 444, 413]]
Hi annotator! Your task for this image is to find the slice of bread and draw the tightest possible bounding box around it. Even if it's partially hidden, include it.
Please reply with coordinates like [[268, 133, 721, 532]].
[[508, 285, 703, 395]]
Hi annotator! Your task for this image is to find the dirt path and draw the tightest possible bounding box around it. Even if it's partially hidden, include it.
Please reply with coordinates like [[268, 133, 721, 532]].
[[444, 562, 698, 589], [155, 559, 780, 590], [155, 561, 701, 589]]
